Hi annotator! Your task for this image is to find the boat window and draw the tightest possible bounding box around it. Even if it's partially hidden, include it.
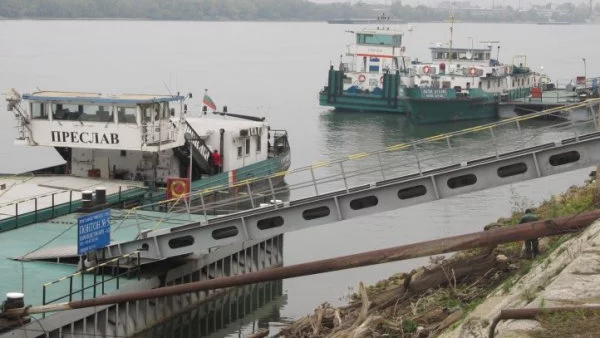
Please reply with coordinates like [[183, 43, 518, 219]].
[[237, 146, 242, 158], [30, 103, 47, 119], [117, 107, 137, 124], [140, 105, 151, 123], [51, 103, 82, 121], [256, 135, 261, 152], [162, 103, 170, 120], [357, 33, 394, 46], [245, 138, 250, 155], [153, 104, 160, 121], [487, 81, 490, 89], [79, 105, 114, 122]]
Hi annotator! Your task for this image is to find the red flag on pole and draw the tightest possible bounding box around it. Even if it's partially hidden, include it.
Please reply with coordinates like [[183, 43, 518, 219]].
[[203, 90, 217, 110]]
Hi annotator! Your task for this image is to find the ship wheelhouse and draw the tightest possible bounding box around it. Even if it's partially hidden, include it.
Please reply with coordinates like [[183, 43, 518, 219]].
[[21, 91, 186, 151]]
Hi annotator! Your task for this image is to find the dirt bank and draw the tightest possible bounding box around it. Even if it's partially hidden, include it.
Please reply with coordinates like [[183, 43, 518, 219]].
[[279, 182, 598, 337]]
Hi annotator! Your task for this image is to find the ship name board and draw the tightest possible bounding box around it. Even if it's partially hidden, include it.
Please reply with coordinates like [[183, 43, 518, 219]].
[[367, 47, 385, 53], [51, 131, 120, 145], [421, 88, 447, 98]]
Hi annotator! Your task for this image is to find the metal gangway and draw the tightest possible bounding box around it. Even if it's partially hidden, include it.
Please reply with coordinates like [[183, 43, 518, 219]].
[[103, 99, 600, 263]]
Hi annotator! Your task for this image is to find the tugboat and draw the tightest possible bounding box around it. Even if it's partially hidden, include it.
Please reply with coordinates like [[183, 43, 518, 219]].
[[404, 10, 535, 124], [405, 49, 535, 124], [318, 12, 537, 125], [319, 14, 414, 113], [2, 89, 291, 229]]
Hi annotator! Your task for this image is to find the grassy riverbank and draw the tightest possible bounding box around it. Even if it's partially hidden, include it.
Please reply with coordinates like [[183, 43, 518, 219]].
[[281, 180, 599, 337]]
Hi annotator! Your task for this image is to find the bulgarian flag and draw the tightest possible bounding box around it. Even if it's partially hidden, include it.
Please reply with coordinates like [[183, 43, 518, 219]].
[[203, 90, 217, 111]]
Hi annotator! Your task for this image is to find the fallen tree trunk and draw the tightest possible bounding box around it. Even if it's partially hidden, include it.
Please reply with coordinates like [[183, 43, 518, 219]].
[[281, 253, 510, 337]]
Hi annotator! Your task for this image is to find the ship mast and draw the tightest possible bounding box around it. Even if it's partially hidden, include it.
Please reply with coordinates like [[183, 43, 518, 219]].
[[448, 7, 455, 65]]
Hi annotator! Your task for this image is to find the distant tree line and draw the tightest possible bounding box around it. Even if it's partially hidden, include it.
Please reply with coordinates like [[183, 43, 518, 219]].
[[0, 0, 596, 23]]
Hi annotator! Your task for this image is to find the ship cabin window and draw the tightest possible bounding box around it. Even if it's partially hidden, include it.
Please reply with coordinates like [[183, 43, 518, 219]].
[[140, 105, 152, 123], [30, 102, 47, 119], [153, 104, 160, 121], [356, 33, 397, 46], [245, 138, 251, 155], [51, 103, 116, 122], [256, 135, 262, 152], [51, 103, 82, 121], [487, 80, 491, 89], [117, 107, 137, 124], [237, 146, 243, 158], [162, 103, 170, 120], [80, 105, 113, 122]]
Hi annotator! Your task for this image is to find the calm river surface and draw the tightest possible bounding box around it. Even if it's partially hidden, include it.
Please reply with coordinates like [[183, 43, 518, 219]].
[[0, 20, 597, 337]]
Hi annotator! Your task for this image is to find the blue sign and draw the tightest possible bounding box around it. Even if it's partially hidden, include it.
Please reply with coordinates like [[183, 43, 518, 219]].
[[77, 209, 111, 256]]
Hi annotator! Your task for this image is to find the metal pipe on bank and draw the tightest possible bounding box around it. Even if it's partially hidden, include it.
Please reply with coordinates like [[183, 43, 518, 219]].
[[488, 305, 600, 338], [3, 210, 600, 317]]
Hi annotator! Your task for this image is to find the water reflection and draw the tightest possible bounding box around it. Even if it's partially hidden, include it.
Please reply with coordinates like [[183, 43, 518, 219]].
[[136, 280, 285, 338], [318, 111, 499, 155]]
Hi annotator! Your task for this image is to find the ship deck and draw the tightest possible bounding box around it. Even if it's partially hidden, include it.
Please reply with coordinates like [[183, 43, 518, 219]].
[[0, 209, 209, 316], [0, 175, 146, 221], [500, 89, 581, 106]]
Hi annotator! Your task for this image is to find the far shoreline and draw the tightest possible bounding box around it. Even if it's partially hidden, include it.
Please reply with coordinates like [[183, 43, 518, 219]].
[[0, 17, 595, 25]]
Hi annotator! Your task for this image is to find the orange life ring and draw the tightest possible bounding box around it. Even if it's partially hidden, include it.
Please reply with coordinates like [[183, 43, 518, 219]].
[[469, 67, 478, 76], [423, 65, 431, 74], [358, 74, 366, 83], [170, 180, 187, 199]]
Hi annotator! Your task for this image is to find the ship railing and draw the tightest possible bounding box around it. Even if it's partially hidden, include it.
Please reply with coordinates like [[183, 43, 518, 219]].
[[268, 129, 291, 157], [40, 251, 141, 318], [112, 99, 600, 233], [0, 184, 145, 232], [183, 120, 212, 165]]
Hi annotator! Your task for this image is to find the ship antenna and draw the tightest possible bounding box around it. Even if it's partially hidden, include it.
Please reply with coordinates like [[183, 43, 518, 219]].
[[162, 81, 173, 96], [448, 7, 455, 65]]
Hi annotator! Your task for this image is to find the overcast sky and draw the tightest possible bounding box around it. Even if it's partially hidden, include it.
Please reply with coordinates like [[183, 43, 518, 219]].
[[310, 0, 593, 8]]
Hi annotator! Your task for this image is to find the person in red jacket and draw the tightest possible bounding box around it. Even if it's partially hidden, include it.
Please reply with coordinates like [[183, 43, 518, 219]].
[[212, 150, 222, 174]]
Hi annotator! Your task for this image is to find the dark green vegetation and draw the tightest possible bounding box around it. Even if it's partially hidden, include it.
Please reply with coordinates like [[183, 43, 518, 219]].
[[0, 0, 597, 23]]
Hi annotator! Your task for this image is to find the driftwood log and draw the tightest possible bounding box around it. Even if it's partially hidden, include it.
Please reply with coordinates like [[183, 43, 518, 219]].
[[280, 252, 510, 337]]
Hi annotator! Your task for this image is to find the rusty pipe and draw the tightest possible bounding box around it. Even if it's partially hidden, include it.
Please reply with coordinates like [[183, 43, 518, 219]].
[[5, 209, 600, 317], [489, 305, 600, 338]]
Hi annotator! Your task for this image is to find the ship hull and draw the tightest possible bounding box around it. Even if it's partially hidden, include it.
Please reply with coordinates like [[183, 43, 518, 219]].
[[319, 90, 406, 113], [405, 88, 499, 124]]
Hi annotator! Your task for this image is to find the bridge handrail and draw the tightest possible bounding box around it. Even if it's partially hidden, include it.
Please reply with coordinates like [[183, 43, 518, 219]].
[[112, 98, 600, 229], [41, 251, 141, 316]]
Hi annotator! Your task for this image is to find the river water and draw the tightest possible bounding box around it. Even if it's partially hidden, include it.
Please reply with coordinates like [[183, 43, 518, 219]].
[[0, 20, 597, 337]]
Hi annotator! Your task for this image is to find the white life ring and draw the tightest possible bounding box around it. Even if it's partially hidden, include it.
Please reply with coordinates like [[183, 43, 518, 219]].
[[380, 76, 384, 83], [505, 65, 510, 74], [423, 65, 431, 74], [358, 74, 366, 83], [170, 180, 188, 199]]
